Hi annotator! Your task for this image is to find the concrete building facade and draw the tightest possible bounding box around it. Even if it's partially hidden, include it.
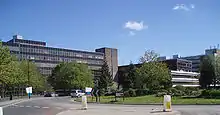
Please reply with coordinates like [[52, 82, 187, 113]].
[[95, 47, 118, 80], [2, 35, 118, 78]]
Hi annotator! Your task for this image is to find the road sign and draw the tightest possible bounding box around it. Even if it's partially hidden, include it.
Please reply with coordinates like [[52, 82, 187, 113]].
[[26, 87, 32, 94]]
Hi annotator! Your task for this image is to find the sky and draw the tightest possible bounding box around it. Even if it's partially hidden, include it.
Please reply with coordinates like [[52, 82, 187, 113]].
[[0, 0, 220, 65]]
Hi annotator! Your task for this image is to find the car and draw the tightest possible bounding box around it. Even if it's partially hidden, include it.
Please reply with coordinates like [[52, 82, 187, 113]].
[[70, 90, 85, 98], [44, 93, 52, 97]]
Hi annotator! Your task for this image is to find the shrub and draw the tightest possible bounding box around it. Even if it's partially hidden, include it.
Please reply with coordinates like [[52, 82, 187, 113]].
[[174, 85, 185, 91], [124, 89, 136, 97], [128, 89, 136, 97], [170, 87, 185, 96], [201, 90, 220, 98], [135, 89, 149, 96]]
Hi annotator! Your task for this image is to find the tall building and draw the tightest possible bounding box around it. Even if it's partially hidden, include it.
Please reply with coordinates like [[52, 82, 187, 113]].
[[2, 35, 118, 77], [181, 55, 204, 72], [181, 48, 220, 72], [95, 47, 118, 80], [161, 58, 192, 72]]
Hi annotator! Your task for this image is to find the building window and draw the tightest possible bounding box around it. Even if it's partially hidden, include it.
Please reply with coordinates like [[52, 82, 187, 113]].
[[76, 53, 83, 57]]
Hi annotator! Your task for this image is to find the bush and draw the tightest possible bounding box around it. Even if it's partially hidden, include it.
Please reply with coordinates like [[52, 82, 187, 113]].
[[174, 85, 185, 91], [169, 87, 185, 96], [124, 89, 136, 97], [201, 90, 220, 98], [155, 92, 167, 97], [135, 89, 149, 96], [184, 87, 200, 96]]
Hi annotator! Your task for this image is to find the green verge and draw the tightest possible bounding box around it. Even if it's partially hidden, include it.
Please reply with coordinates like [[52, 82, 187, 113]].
[[75, 95, 220, 104]]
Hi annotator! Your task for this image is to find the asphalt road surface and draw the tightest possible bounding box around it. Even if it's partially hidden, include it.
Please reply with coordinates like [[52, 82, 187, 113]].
[[2, 97, 220, 115]]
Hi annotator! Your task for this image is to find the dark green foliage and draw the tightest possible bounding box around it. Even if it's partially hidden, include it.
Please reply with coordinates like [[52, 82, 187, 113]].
[[200, 55, 215, 89], [135, 89, 150, 96], [124, 88, 136, 97], [201, 90, 220, 98], [98, 60, 113, 91], [121, 62, 136, 90]]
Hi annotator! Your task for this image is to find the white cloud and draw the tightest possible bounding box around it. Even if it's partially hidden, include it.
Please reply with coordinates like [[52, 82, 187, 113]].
[[173, 4, 195, 11], [124, 21, 147, 31], [129, 31, 135, 36]]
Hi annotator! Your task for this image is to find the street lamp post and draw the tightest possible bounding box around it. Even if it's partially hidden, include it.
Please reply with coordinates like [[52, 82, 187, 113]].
[[28, 59, 30, 99]]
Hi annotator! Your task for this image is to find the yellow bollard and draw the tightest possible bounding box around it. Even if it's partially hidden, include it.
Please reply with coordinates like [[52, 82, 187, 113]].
[[163, 95, 172, 112], [81, 96, 87, 110]]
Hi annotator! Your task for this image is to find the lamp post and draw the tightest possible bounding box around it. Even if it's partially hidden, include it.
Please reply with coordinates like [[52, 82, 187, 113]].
[[27, 56, 34, 99]]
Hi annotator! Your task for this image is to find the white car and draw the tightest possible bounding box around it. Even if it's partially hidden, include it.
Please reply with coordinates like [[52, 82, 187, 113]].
[[70, 90, 85, 98]]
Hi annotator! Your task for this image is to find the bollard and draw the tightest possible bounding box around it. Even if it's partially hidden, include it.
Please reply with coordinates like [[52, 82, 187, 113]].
[[0, 107, 3, 115], [163, 95, 172, 112], [81, 96, 87, 110]]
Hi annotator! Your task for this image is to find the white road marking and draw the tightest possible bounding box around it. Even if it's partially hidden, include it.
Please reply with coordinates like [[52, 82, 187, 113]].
[[42, 107, 49, 109], [69, 108, 75, 110], [13, 105, 18, 106], [20, 105, 24, 107], [34, 106, 40, 108], [26, 106, 31, 108]]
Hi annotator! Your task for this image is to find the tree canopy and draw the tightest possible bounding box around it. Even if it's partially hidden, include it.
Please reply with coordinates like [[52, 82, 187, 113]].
[[48, 62, 94, 90], [135, 62, 172, 90], [139, 50, 159, 63], [200, 55, 220, 89]]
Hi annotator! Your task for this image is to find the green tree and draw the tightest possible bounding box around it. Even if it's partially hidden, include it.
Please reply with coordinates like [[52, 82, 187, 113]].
[[200, 55, 215, 89], [214, 55, 220, 87], [135, 62, 172, 91], [48, 62, 93, 90], [18, 60, 46, 92], [98, 60, 113, 91], [0, 43, 20, 97], [121, 62, 136, 90]]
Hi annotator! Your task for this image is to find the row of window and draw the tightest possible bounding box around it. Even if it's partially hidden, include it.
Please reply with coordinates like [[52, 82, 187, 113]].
[[35, 62, 102, 70], [16, 54, 103, 65], [38, 65, 102, 76], [8, 46, 104, 59]]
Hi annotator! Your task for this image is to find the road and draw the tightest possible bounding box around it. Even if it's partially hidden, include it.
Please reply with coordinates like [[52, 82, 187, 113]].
[[1, 97, 220, 115]]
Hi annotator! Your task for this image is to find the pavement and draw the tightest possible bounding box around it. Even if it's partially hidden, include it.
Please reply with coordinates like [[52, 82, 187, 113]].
[[1, 97, 220, 115]]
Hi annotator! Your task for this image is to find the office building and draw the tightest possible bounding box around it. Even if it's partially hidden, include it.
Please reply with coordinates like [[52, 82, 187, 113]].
[[180, 48, 220, 72], [118, 58, 199, 87], [161, 58, 192, 72], [2, 35, 118, 77], [95, 47, 118, 80]]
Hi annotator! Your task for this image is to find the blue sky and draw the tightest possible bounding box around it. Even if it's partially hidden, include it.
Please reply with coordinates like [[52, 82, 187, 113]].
[[0, 0, 220, 65]]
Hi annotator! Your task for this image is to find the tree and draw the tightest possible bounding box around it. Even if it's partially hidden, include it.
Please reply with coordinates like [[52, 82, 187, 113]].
[[135, 62, 172, 91], [98, 60, 113, 91], [121, 61, 136, 90], [139, 50, 159, 63], [200, 55, 215, 89], [18, 60, 46, 92], [0, 42, 20, 97], [214, 55, 220, 87], [48, 62, 93, 90]]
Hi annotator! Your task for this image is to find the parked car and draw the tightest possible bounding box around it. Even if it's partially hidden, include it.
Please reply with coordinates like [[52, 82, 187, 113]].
[[70, 90, 85, 98], [44, 93, 52, 97]]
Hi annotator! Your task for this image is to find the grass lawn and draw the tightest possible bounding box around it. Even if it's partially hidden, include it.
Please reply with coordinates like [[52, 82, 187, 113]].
[[75, 95, 220, 104]]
